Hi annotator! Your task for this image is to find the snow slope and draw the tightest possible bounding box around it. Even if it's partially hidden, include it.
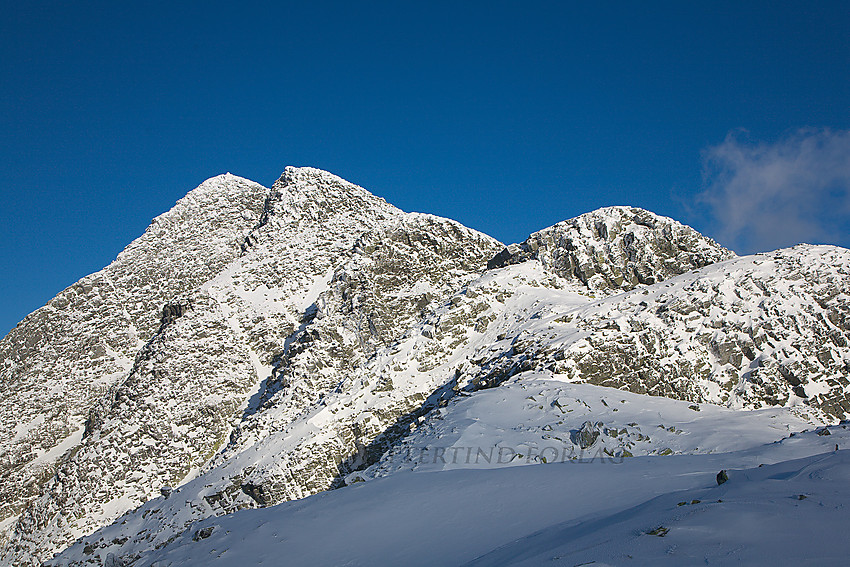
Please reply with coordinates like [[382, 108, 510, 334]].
[[363, 375, 813, 477], [1, 168, 848, 566], [51, 369, 828, 565], [0, 168, 502, 565], [55, 418, 849, 566], [469, 449, 850, 566]]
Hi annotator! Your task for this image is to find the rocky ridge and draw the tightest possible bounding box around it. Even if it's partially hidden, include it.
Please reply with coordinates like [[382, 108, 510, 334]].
[[1, 168, 502, 565], [0, 169, 848, 566], [487, 205, 734, 290], [460, 245, 850, 421], [0, 174, 268, 530]]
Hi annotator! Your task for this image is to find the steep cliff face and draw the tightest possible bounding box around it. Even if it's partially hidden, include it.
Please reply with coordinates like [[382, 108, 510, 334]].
[[0, 168, 502, 565], [488, 206, 734, 291], [0, 174, 267, 529], [2, 169, 849, 566]]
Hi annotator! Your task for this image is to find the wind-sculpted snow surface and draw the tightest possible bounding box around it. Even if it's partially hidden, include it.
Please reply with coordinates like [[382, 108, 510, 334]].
[[2, 168, 849, 566]]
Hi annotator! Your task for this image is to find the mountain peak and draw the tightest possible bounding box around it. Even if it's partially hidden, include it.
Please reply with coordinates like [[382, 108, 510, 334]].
[[189, 171, 260, 193], [550, 205, 709, 238], [262, 166, 400, 225], [3, 168, 849, 566], [273, 166, 371, 197], [488, 204, 734, 292]]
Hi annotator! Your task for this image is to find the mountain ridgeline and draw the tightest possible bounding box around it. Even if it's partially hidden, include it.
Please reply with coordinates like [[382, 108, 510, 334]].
[[0, 167, 847, 565]]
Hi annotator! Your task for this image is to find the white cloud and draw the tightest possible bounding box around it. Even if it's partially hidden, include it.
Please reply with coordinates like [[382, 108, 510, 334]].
[[699, 128, 850, 254]]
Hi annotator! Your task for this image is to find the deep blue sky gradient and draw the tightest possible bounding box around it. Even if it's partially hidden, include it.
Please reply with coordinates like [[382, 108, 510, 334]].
[[2, 1, 849, 335]]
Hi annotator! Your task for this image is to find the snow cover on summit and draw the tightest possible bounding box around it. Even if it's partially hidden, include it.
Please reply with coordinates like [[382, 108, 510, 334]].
[[0, 173, 269, 539], [0, 167, 848, 566], [0, 168, 501, 565]]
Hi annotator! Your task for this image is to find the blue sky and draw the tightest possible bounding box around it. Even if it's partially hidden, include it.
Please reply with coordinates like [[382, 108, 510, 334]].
[[1, 1, 849, 336]]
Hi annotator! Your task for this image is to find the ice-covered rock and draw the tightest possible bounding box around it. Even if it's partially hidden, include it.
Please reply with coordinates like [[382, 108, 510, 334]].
[[488, 206, 734, 291], [0, 168, 848, 566], [0, 168, 501, 565]]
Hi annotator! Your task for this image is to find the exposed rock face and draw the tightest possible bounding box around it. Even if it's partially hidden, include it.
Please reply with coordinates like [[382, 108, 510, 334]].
[[488, 206, 734, 291], [555, 246, 850, 419], [1, 169, 848, 566], [0, 174, 267, 531], [0, 168, 501, 565], [12, 293, 258, 561], [159, 301, 191, 327], [571, 421, 603, 449], [459, 246, 850, 424]]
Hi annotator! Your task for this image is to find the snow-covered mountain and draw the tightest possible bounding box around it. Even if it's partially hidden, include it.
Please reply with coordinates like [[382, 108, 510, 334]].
[[0, 167, 848, 566]]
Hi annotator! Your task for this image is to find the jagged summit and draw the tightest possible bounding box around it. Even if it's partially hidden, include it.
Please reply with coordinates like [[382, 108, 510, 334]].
[[0, 167, 502, 565], [489, 205, 733, 292], [0, 167, 848, 566], [274, 165, 373, 192], [264, 166, 400, 230], [271, 166, 389, 204]]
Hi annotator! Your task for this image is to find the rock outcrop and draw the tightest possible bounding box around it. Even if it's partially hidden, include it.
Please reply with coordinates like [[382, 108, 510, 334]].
[[488, 206, 734, 291], [0, 169, 847, 567], [0, 174, 267, 533], [0, 168, 501, 565]]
